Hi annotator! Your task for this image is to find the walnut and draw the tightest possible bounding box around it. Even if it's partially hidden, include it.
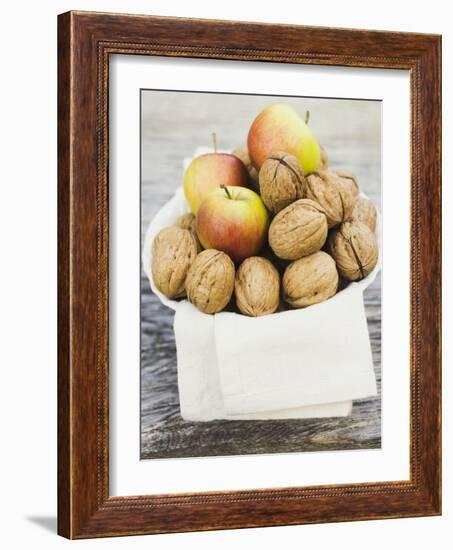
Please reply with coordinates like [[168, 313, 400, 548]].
[[175, 212, 196, 231], [235, 257, 280, 316], [185, 249, 235, 314], [351, 195, 377, 233], [232, 146, 260, 193], [175, 213, 203, 252], [268, 199, 328, 260], [334, 169, 360, 199], [258, 152, 306, 213], [151, 226, 198, 299], [305, 170, 356, 227], [282, 251, 339, 308], [328, 221, 378, 281], [319, 145, 329, 170]]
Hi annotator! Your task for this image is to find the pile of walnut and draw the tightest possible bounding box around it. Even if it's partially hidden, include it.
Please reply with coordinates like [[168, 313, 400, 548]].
[[151, 146, 378, 316]]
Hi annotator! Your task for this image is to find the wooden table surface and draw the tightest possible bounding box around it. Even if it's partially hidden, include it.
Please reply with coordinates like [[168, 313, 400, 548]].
[[140, 91, 382, 459]]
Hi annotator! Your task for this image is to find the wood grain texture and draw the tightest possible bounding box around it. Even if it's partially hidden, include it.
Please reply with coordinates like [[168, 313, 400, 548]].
[[57, 11, 71, 537], [57, 10, 441, 539]]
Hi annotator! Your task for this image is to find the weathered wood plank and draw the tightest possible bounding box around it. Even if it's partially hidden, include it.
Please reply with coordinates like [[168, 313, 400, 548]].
[[140, 92, 382, 459]]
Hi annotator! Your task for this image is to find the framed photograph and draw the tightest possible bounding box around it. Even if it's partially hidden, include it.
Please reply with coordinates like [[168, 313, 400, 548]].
[[58, 11, 441, 538]]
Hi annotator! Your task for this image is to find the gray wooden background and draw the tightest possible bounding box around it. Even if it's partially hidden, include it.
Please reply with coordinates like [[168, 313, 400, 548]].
[[140, 91, 381, 459]]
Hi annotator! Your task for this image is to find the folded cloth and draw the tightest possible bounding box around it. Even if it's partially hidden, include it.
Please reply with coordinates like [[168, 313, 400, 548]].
[[214, 286, 377, 417], [174, 300, 354, 421]]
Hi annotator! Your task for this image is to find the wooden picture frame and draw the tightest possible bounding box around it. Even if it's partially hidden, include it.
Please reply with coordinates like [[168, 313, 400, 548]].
[[58, 10, 441, 539]]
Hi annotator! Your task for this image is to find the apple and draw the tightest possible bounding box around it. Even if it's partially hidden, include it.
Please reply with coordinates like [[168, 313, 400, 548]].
[[247, 103, 321, 174], [196, 185, 269, 263], [183, 152, 249, 214]]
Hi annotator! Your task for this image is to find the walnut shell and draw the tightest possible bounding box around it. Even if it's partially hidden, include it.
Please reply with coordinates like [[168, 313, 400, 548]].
[[232, 146, 260, 193], [351, 195, 377, 233], [175, 212, 196, 231], [175, 213, 203, 252], [151, 226, 198, 299], [185, 249, 235, 314], [305, 170, 356, 227], [235, 257, 280, 316], [258, 152, 306, 213], [268, 199, 328, 260], [319, 145, 329, 170], [328, 221, 378, 281], [334, 169, 360, 199], [282, 251, 339, 308]]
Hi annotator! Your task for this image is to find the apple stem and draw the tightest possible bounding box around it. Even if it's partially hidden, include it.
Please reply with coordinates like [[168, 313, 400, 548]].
[[212, 132, 217, 153], [220, 184, 232, 200], [305, 111, 310, 124]]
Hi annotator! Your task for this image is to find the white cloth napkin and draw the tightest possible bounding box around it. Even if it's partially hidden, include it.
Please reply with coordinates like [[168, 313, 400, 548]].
[[214, 286, 377, 417], [174, 300, 355, 421]]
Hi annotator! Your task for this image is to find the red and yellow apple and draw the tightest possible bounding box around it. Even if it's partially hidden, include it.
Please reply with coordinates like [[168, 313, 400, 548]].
[[183, 153, 249, 214], [247, 103, 321, 174], [196, 186, 269, 263]]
